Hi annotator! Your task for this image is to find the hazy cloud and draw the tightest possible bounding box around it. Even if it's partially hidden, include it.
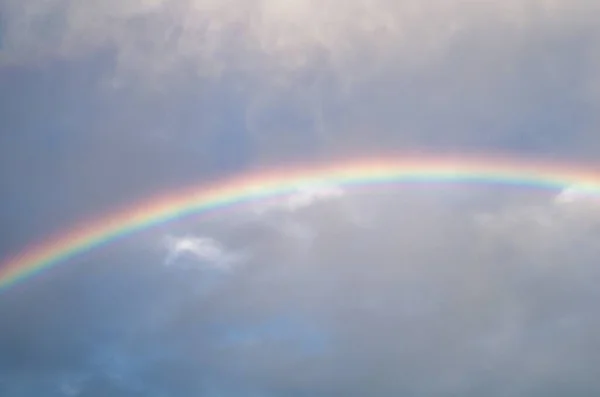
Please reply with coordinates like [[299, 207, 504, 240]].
[[3, 0, 600, 396], [3, 0, 600, 162], [157, 186, 600, 395], [3, 184, 600, 395]]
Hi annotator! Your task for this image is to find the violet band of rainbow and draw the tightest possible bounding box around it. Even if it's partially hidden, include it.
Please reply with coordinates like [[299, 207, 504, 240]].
[[2, 156, 600, 292]]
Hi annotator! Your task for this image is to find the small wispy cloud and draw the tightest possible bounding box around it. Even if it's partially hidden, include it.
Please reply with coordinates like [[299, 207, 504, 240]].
[[59, 375, 87, 397], [284, 185, 345, 212], [163, 234, 242, 269], [252, 184, 345, 215]]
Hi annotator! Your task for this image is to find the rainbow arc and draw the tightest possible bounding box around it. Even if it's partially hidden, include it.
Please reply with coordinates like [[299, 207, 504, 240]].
[[2, 155, 600, 292]]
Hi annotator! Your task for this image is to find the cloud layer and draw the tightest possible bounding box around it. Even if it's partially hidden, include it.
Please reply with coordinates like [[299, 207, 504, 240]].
[[3, 0, 600, 396], [4, 185, 600, 396], [3, 0, 600, 144]]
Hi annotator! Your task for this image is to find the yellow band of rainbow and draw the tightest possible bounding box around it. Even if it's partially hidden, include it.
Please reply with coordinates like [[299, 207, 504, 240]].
[[2, 156, 600, 292]]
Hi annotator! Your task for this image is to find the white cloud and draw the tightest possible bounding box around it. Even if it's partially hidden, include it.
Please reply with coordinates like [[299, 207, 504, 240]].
[[163, 234, 241, 269], [554, 184, 600, 206], [251, 184, 345, 215], [243, 183, 376, 254], [285, 185, 345, 211]]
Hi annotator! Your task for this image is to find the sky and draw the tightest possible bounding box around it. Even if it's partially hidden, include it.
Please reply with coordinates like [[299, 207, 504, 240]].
[[1, 0, 600, 395]]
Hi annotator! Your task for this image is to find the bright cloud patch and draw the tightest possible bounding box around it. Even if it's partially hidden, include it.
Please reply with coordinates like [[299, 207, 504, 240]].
[[252, 184, 345, 215], [163, 234, 240, 269], [554, 184, 600, 205]]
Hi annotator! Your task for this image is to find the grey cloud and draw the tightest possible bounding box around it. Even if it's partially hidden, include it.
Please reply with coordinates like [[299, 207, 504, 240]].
[[3, 0, 600, 395], [3, 184, 600, 395], [3, 1, 595, 75], [3, 0, 600, 163], [98, 185, 600, 395]]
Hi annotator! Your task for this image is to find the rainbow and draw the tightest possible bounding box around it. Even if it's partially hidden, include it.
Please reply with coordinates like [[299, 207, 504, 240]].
[[2, 155, 600, 293]]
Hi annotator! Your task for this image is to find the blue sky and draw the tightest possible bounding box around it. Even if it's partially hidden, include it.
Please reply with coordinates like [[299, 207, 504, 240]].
[[2, 1, 600, 396]]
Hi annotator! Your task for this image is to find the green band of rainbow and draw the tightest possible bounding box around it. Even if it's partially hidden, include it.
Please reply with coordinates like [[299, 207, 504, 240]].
[[2, 156, 600, 292]]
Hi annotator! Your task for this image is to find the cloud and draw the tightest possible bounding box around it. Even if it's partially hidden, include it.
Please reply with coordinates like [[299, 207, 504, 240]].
[[149, 186, 600, 396], [59, 374, 88, 397], [282, 185, 345, 212], [554, 184, 600, 206], [207, 194, 594, 396], [3, 0, 598, 92], [251, 184, 345, 215], [3, 0, 600, 169], [163, 234, 242, 269], [3, 0, 600, 396], [4, 184, 600, 395], [243, 183, 377, 254]]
